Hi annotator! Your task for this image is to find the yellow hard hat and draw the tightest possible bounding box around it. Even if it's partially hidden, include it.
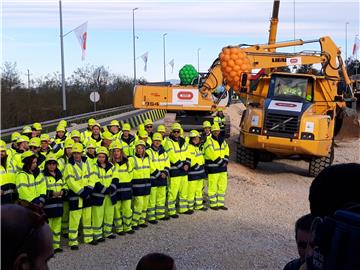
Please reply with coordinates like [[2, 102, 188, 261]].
[[70, 130, 81, 138], [109, 120, 120, 127], [17, 135, 30, 144], [40, 134, 50, 142], [0, 140, 6, 151], [92, 122, 101, 129], [64, 138, 75, 149], [138, 124, 145, 131], [171, 123, 182, 131], [122, 123, 131, 131], [32, 122, 42, 131], [72, 143, 84, 153], [138, 130, 148, 138], [211, 123, 221, 132], [203, 121, 212, 128], [152, 132, 163, 141], [11, 132, 21, 142], [88, 118, 96, 126], [135, 140, 146, 147], [189, 130, 201, 138], [45, 153, 58, 164], [157, 125, 166, 133], [29, 137, 41, 148], [96, 146, 109, 157], [56, 125, 66, 132], [59, 120, 67, 127], [109, 141, 122, 150], [21, 150, 35, 161], [102, 131, 113, 141], [217, 107, 224, 112], [22, 126, 32, 134], [144, 119, 153, 126], [86, 140, 97, 149]]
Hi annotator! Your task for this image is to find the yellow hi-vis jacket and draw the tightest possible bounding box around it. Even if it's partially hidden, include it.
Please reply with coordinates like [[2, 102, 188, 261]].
[[63, 156, 95, 210], [128, 153, 151, 196], [187, 142, 207, 181], [16, 169, 46, 204], [92, 161, 117, 205], [203, 135, 229, 174], [146, 145, 170, 187], [1, 157, 17, 203], [164, 136, 190, 178], [113, 157, 132, 200]]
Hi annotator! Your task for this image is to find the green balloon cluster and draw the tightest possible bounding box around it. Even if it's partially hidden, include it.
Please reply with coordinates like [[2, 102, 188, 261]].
[[179, 64, 198, 85]]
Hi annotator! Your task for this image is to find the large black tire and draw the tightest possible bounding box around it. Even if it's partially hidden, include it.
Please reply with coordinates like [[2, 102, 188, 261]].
[[308, 144, 334, 177], [236, 142, 259, 169], [225, 115, 231, 138]]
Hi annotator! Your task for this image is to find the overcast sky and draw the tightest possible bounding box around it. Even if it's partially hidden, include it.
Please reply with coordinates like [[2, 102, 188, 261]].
[[2, 0, 359, 83]]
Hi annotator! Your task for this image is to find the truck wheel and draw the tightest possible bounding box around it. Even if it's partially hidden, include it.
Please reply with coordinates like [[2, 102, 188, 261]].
[[236, 142, 258, 169], [308, 144, 334, 177], [225, 115, 231, 138]]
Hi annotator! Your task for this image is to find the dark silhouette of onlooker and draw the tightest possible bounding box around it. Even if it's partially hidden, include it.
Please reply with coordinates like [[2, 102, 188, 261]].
[[136, 253, 176, 270]]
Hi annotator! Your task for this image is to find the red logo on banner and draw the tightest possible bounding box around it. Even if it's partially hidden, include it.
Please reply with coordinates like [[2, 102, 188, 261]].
[[177, 91, 194, 100], [275, 102, 297, 107], [290, 58, 298, 64]]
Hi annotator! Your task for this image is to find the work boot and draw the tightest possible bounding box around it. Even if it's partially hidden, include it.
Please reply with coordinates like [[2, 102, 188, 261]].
[[160, 216, 170, 221], [54, 248, 63, 254], [148, 220, 158, 224], [139, 223, 148, 228], [126, 229, 135, 234], [133, 225, 139, 231], [199, 207, 208, 211], [70, 245, 79, 250], [210, 206, 219, 211], [185, 210, 194, 215], [170, 214, 179, 219], [107, 234, 116, 239], [218, 206, 228, 210], [89, 240, 98, 245], [97, 238, 105, 243], [117, 231, 126, 236]]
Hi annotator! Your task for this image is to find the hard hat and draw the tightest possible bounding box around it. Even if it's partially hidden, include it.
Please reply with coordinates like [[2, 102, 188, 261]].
[[88, 118, 96, 126], [216, 107, 224, 112], [92, 122, 101, 129], [86, 140, 97, 149], [17, 135, 30, 144], [45, 153, 58, 164], [157, 125, 166, 133], [102, 131, 113, 141], [96, 146, 109, 157], [32, 122, 42, 131], [144, 119, 153, 126], [203, 121, 212, 128], [180, 128, 184, 137], [64, 138, 75, 149], [21, 150, 35, 161], [29, 137, 41, 148], [0, 140, 6, 151], [138, 130, 148, 138], [109, 120, 120, 127], [11, 132, 21, 142], [137, 124, 145, 131], [22, 126, 32, 134], [59, 120, 67, 127], [211, 123, 221, 132], [135, 140, 146, 147], [122, 123, 131, 131], [189, 130, 201, 138], [70, 130, 81, 138], [72, 143, 84, 153], [40, 134, 50, 142], [109, 141, 122, 150], [152, 133, 163, 141], [56, 125, 66, 132], [171, 123, 182, 131]]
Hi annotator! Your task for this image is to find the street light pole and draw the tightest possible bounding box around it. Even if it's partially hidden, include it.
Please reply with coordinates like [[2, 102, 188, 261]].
[[197, 48, 201, 72], [132, 8, 138, 87], [345, 22, 349, 61], [163, 33, 167, 82]]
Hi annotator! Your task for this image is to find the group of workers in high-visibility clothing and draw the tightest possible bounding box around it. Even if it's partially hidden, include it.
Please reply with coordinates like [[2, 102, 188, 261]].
[[0, 112, 229, 253]]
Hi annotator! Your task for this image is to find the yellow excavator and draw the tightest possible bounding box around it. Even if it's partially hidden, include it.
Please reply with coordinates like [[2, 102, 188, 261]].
[[201, 36, 359, 176]]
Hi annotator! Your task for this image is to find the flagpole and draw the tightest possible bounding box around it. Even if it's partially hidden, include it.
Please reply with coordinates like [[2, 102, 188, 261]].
[[132, 8, 138, 87], [163, 33, 167, 82], [59, 0, 67, 114]]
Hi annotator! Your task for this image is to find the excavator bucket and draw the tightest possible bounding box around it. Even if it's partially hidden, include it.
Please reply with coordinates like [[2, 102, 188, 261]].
[[334, 107, 360, 141]]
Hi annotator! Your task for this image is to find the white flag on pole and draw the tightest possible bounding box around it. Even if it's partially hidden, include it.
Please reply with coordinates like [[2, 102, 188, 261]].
[[141, 52, 149, 72], [73, 22, 88, 60], [352, 35, 360, 59], [168, 59, 174, 73]]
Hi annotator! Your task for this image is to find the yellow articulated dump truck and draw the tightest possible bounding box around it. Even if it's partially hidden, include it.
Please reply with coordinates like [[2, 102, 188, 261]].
[[201, 36, 358, 176]]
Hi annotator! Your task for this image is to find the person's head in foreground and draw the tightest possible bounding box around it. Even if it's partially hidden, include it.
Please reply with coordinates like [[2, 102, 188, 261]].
[[136, 253, 176, 270], [1, 203, 53, 270]]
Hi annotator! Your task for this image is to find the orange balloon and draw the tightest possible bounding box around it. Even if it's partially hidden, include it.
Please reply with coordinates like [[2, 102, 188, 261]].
[[224, 54, 230, 61], [233, 65, 240, 71], [231, 53, 238, 60], [234, 76, 240, 82], [230, 71, 237, 77], [221, 61, 227, 68], [244, 58, 250, 65], [225, 66, 232, 73], [241, 64, 247, 71], [220, 54, 225, 61], [228, 59, 235, 67], [223, 47, 231, 55], [230, 47, 238, 54], [235, 59, 243, 66]]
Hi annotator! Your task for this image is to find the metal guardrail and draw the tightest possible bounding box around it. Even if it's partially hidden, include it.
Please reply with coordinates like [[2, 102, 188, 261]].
[[0, 105, 135, 140]]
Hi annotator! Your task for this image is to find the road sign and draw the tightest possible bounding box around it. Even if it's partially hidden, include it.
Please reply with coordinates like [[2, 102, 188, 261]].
[[90, 91, 100, 103]]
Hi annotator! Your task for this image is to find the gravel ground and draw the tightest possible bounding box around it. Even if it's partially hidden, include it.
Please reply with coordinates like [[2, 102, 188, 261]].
[[49, 104, 360, 270]]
